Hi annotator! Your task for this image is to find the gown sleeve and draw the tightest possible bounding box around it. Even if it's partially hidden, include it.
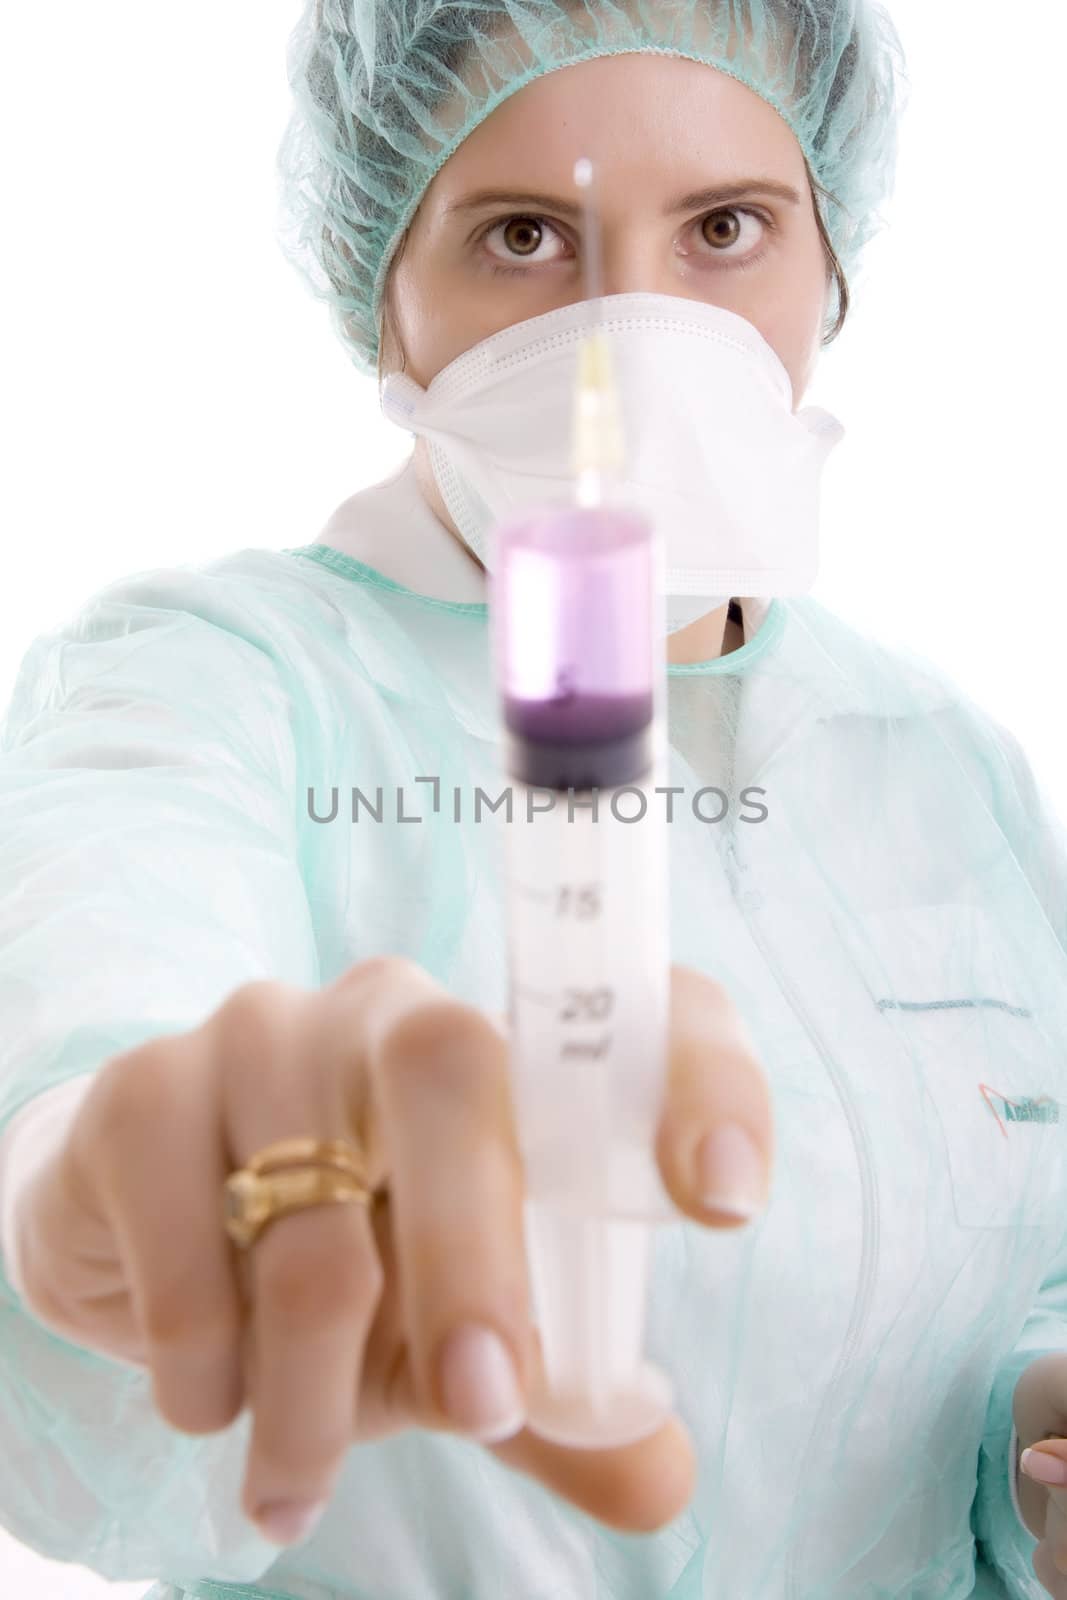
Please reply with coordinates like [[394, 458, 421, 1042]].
[[0, 1077, 96, 1302], [969, 716, 1067, 1595], [0, 560, 320, 1586]]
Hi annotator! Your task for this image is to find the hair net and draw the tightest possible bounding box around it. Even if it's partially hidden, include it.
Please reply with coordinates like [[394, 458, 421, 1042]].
[[276, 0, 909, 377]]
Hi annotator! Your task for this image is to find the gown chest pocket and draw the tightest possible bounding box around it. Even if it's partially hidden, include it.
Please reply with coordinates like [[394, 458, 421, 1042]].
[[856, 902, 1067, 1229]]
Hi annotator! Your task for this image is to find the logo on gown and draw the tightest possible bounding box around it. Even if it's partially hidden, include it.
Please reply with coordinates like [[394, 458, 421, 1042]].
[[978, 1084, 1060, 1138]]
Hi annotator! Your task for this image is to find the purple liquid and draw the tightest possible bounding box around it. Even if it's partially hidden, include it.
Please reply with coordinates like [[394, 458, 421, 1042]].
[[505, 690, 653, 745], [504, 691, 654, 789]]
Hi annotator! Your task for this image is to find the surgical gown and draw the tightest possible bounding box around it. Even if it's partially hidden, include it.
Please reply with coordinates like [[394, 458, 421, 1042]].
[[0, 456, 1065, 1600]]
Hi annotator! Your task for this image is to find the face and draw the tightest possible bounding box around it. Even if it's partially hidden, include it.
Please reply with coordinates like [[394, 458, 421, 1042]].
[[382, 51, 832, 408]]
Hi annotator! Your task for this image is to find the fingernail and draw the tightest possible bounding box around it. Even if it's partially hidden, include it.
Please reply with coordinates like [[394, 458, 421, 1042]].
[[696, 1123, 766, 1219], [437, 1321, 525, 1443], [1021, 1448, 1067, 1486], [254, 1497, 327, 1545]]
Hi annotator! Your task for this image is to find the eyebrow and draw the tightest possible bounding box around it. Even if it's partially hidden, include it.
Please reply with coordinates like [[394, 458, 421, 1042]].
[[444, 179, 803, 219]]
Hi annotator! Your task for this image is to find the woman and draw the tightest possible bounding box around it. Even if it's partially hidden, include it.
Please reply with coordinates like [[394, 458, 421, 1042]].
[[1, 2, 1066, 1597]]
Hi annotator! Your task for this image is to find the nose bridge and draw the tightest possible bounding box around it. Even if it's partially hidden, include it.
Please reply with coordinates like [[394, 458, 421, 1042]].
[[595, 218, 676, 299]]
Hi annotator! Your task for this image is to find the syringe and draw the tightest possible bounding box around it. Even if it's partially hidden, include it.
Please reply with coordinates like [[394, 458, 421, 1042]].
[[488, 158, 677, 1450]]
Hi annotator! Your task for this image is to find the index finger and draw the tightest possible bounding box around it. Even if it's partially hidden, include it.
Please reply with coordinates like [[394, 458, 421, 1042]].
[[1043, 1482, 1067, 1589], [1018, 1436, 1067, 1587], [654, 964, 774, 1227]]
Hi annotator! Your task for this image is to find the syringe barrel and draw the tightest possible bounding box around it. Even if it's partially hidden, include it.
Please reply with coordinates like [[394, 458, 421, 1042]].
[[490, 502, 661, 791], [489, 499, 675, 1223], [502, 776, 673, 1222], [489, 499, 676, 1445]]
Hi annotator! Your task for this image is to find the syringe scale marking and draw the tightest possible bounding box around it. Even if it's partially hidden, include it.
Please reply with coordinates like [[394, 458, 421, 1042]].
[[560, 1034, 614, 1061]]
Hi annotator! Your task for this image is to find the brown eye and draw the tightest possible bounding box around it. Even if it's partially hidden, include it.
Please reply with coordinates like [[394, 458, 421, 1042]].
[[501, 216, 544, 257], [702, 208, 743, 250]]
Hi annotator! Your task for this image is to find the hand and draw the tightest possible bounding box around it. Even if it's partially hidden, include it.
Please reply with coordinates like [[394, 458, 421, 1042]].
[[1012, 1352, 1067, 1593], [13, 959, 773, 1548]]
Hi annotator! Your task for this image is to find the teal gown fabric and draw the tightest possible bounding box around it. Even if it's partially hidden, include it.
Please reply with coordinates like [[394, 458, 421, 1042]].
[[0, 509, 1065, 1598]]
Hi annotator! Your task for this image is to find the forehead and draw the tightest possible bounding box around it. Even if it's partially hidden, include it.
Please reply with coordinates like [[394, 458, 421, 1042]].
[[425, 54, 805, 207]]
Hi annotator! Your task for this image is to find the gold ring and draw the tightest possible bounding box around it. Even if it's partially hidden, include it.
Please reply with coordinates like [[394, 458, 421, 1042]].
[[223, 1136, 374, 1251]]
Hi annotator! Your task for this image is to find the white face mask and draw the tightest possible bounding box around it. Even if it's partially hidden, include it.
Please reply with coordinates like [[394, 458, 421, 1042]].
[[380, 292, 845, 634]]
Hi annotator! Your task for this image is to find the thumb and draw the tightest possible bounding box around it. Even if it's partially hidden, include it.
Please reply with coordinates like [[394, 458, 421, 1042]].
[[488, 1407, 697, 1534], [479, 1328, 697, 1533]]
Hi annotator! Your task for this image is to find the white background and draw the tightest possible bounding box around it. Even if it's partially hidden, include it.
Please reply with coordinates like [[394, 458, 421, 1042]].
[[1, 0, 1064, 1593]]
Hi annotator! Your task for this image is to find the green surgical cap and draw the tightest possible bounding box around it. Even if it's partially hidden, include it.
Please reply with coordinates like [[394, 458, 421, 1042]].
[[276, 0, 909, 378]]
